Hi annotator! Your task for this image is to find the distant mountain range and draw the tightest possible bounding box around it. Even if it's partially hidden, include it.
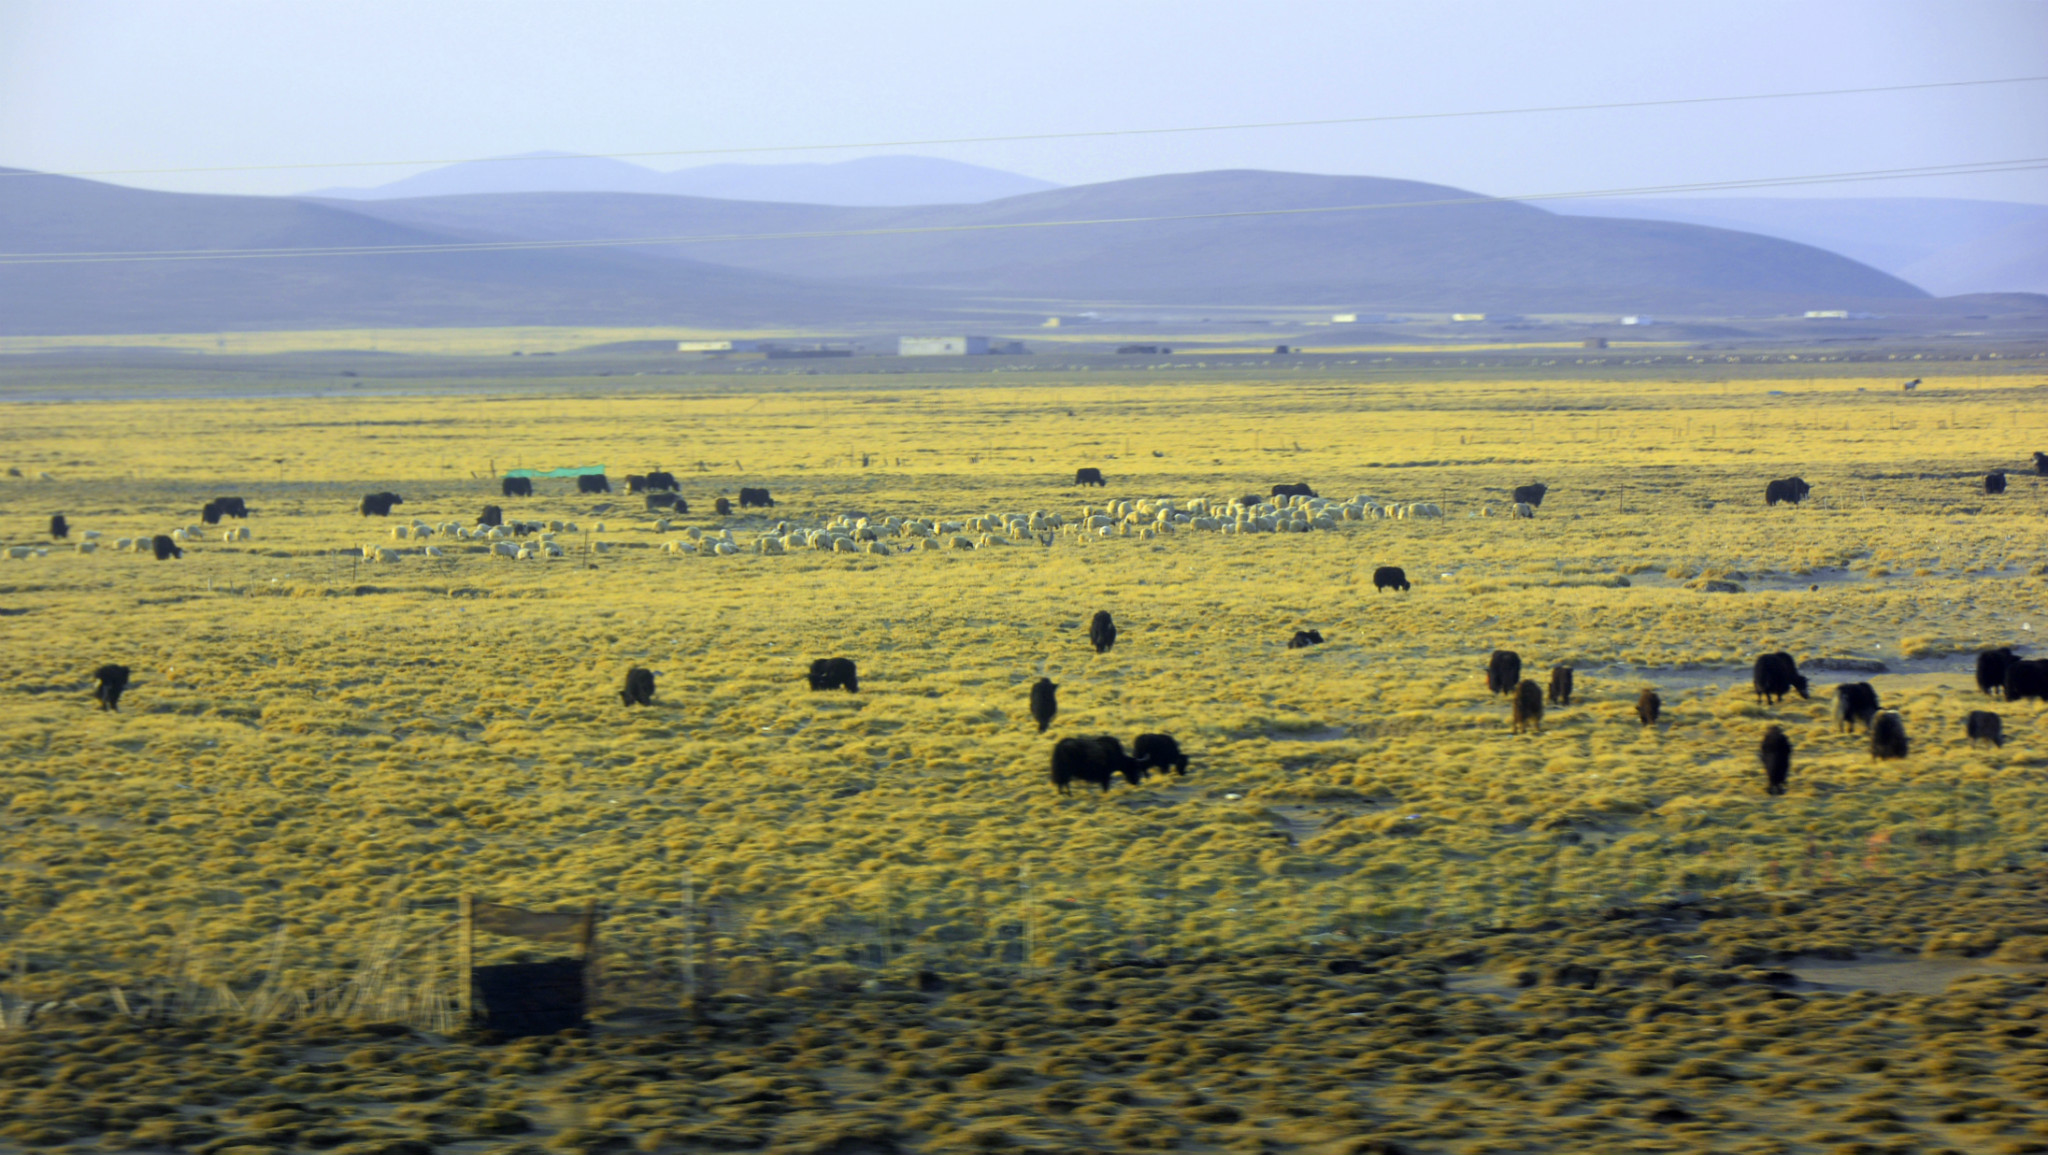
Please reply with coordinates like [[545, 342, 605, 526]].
[[0, 164, 1972, 335], [309, 153, 1061, 206], [1549, 196, 2048, 297]]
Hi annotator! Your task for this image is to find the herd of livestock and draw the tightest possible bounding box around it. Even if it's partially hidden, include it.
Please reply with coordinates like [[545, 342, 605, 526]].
[[33, 453, 2044, 800]]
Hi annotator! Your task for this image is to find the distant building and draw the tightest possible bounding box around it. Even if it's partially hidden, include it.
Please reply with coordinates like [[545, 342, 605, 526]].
[[1583, 338, 1609, 349], [900, 336, 992, 356], [1451, 313, 1487, 322], [1620, 315, 1653, 326], [676, 339, 764, 354], [1331, 313, 1357, 323]]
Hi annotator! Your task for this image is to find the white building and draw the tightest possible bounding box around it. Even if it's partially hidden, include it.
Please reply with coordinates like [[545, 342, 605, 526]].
[[899, 336, 992, 356]]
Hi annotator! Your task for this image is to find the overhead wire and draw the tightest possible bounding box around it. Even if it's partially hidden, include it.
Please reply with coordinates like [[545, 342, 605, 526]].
[[2, 156, 2043, 267], [2, 74, 2044, 182]]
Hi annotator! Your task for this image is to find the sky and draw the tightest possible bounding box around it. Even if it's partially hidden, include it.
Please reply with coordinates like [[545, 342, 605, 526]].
[[2, 0, 2045, 203]]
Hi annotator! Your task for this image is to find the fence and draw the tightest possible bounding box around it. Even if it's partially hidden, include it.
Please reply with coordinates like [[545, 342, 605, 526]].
[[0, 796, 2024, 1034]]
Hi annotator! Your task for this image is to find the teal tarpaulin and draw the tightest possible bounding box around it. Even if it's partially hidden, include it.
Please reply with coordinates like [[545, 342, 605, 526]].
[[503, 466, 607, 479]]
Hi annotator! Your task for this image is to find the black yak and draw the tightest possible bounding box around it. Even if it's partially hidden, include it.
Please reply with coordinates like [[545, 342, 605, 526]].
[[479, 504, 503, 528], [92, 664, 130, 712], [1089, 611, 1117, 654], [1759, 726, 1791, 796], [1133, 733, 1189, 776], [213, 497, 248, 518], [1512, 679, 1544, 734], [200, 501, 223, 525], [1487, 650, 1521, 695], [1966, 710, 2004, 748], [808, 658, 859, 692], [1834, 682, 1880, 733], [2006, 659, 2048, 703], [620, 667, 655, 707], [1288, 629, 1325, 649], [1548, 666, 1574, 706], [1373, 566, 1410, 592], [151, 534, 182, 560], [647, 471, 680, 492], [49, 514, 67, 539], [1978, 647, 2017, 697], [1029, 678, 1058, 733], [1870, 711, 1908, 761], [1074, 468, 1106, 487], [359, 491, 403, 517], [1986, 472, 2008, 495], [1238, 494, 1264, 508], [645, 493, 678, 510], [1764, 477, 1811, 506], [501, 476, 533, 498], [1752, 652, 1809, 704], [1512, 483, 1548, 507], [738, 487, 774, 508], [714, 497, 733, 516], [2035, 451, 2048, 476], [1050, 735, 1148, 795], [625, 474, 649, 494], [576, 473, 611, 495], [1637, 689, 1661, 726], [1271, 482, 1317, 498]]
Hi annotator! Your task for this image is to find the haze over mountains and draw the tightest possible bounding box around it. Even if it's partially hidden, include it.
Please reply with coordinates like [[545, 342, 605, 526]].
[[0, 162, 1995, 336], [310, 153, 1061, 206]]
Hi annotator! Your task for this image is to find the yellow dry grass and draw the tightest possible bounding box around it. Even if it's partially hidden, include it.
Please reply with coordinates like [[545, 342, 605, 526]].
[[3, 367, 2048, 1149]]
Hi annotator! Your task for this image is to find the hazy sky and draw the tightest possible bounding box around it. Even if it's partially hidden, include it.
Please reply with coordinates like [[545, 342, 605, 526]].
[[3, 0, 2045, 202]]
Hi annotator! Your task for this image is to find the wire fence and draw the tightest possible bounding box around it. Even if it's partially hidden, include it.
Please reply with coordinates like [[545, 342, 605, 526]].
[[0, 794, 2025, 1035]]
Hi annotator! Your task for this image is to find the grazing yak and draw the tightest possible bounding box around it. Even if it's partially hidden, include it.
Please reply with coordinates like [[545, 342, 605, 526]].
[[1487, 650, 1522, 695], [808, 658, 859, 693], [1759, 726, 1791, 796], [1870, 711, 1909, 761], [1548, 666, 1574, 706], [1978, 647, 2018, 697], [1834, 682, 1881, 732], [1133, 733, 1189, 776], [645, 492, 678, 510], [1089, 611, 1118, 654], [1512, 483, 1548, 507], [739, 487, 774, 508], [479, 504, 504, 528], [2006, 659, 2048, 702], [1271, 482, 1317, 499], [646, 471, 680, 492], [1512, 679, 1544, 734], [714, 497, 733, 516], [1751, 652, 1809, 704], [1986, 472, 2008, 495], [151, 534, 182, 561], [92, 664, 130, 712], [1966, 710, 2004, 748], [501, 476, 533, 498], [1074, 468, 1106, 487], [1029, 678, 1058, 733], [359, 491, 403, 517], [1637, 689, 1661, 726], [576, 473, 612, 495], [625, 475, 649, 494], [201, 501, 223, 525], [620, 667, 656, 707], [1373, 566, 1411, 592], [2035, 451, 2048, 476], [49, 514, 68, 539], [1050, 735, 1150, 795], [1764, 477, 1811, 506], [1237, 494, 1264, 508], [213, 497, 248, 519], [1288, 629, 1325, 649]]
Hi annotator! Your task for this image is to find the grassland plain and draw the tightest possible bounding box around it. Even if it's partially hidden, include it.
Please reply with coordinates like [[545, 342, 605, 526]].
[[2, 370, 2047, 1153]]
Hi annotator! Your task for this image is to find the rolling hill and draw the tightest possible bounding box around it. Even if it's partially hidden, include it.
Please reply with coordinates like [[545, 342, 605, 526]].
[[0, 166, 1937, 335]]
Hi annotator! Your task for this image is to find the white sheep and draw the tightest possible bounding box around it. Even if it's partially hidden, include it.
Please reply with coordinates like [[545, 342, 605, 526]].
[[1511, 502, 1535, 519], [75, 541, 98, 554], [81, 530, 101, 540], [493, 542, 520, 558], [5, 545, 33, 559], [390, 525, 411, 540], [424, 545, 445, 557]]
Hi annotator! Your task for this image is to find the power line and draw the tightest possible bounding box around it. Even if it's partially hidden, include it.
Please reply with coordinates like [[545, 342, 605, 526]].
[[5, 75, 2045, 183], [3, 157, 2042, 267]]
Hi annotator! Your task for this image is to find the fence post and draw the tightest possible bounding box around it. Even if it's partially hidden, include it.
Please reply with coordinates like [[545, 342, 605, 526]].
[[456, 894, 473, 1024]]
